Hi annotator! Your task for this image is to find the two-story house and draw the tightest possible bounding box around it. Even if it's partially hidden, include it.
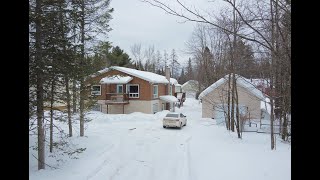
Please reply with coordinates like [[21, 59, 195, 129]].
[[87, 66, 178, 114]]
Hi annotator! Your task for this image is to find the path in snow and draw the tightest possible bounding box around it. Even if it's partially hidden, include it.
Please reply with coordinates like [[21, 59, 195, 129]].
[[29, 98, 290, 180]]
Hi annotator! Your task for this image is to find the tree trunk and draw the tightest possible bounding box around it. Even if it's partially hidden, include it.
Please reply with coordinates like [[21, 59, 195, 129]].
[[35, 0, 45, 170], [58, 1, 73, 137], [72, 80, 77, 114], [231, 0, 237, 134], [227, 74, 231, 130], [234, 74, 241, 138], [65, 76, 73, 137], [79, 0, 85, 137], [49, 78, 55, 153], [230, 75, 235, 132], [282, 113, 288, 140], [270, 0, 275, 150]]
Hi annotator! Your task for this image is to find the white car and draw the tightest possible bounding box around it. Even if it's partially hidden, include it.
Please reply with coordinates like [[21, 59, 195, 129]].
[[163, 112, 187, 129]]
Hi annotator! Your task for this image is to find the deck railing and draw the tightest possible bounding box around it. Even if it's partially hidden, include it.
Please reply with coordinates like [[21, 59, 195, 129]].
[[105, 93, 129, 104]]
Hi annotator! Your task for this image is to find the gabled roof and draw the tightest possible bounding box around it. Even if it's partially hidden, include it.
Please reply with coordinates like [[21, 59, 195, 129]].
[[90, 67, 109, 78], [110, 66, 170, 84], [198, 74, 265, 100], [91, 66, 180, 85], [100, 75, 133, 84], [182, 80, 199, 89], [159, 95, 178, 102], [182, 80, 198, 87], [170, 78, 178, 85]]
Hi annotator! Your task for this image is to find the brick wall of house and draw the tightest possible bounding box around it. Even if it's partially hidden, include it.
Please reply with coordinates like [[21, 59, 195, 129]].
[[87, 69, 158, 101]]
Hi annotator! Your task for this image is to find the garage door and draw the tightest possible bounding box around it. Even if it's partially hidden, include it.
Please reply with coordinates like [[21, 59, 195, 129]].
[[152, 103, 158, 114], [186, 92, 196, 98]]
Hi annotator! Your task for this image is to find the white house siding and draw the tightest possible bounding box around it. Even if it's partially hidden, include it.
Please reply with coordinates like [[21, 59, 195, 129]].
[[201, 81, 261, 120], [98, 100, 155, 114], [182, 81, 199, 98], [236, 86, 261, 120], [201, 82, 228, 118]]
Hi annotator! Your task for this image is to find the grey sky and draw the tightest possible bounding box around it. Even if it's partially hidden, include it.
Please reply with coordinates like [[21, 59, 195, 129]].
[[106, 0, 221, 66]]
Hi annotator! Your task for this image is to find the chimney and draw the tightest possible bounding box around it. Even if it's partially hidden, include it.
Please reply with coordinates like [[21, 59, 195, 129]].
[[165, 66, 171, 94], [165, 66, 175, 112]]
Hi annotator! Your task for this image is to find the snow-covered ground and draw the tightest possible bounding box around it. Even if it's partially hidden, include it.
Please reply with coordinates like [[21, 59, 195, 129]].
[[29, 98, 291, 180]]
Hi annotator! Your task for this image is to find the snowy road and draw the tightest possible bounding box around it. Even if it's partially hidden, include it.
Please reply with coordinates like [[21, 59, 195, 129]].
[[29, 98, 291, 180]]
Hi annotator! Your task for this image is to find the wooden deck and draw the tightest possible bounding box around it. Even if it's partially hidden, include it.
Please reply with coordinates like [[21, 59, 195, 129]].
[[105, 93, 130, 105]]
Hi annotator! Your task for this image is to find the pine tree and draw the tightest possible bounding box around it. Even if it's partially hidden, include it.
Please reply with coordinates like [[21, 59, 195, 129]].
[[186, 58, 193, 80], [170, 49, 180, 79]]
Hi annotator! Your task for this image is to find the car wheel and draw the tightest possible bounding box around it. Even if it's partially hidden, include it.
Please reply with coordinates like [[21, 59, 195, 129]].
[[179, 122, 182, 129], [184, 122, 187, 126], [163, 125, 166, 128]]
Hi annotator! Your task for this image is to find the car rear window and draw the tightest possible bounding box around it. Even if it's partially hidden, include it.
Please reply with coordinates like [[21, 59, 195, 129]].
[[166, 114, 179, 118]]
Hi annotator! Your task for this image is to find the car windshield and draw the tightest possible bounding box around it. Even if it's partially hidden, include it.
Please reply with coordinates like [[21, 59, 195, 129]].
[[166, 114, 179, 118]]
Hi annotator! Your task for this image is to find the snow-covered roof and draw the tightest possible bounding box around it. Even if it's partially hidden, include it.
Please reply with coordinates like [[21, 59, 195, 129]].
[[166, 112, 180, 115], [100, 75, 133, 84], [181, 80, 200, 91], [159, 95, 178, 102], [250, 78, 269, 88], [175, 83, 182, 87], [182, 80, 199, 88], [110, 66, 169, 84], [199, 74, 265, 100], [170, 78, 178, 85], [90, 67, 109, 78]]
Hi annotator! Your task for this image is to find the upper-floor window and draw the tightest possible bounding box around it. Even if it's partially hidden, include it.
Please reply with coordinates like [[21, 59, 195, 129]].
[[91, 85, 101, 95], [153, 85, 158, 98], [169, 85, 172, 95], [126, 84, 139, 98]]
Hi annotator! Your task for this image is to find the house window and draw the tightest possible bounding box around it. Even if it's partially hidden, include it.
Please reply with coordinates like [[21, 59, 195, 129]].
[[126, 84, 139, 98], [169, 85, 172, 95], [116, 84, 123, 94], [91, 85, 101, 95], [153, 85, 158, 98], [92, 104, 102, 112]]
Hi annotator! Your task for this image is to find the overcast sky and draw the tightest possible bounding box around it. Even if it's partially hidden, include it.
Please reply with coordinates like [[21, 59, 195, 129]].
[[106, 0, 222, 66]]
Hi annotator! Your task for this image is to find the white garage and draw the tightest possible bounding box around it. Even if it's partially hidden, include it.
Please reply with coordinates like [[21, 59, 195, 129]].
[[199, 74, 265, 123]]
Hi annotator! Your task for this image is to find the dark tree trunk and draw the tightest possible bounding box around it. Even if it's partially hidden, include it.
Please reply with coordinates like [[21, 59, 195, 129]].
[[72, 80, 77, 113], [35, 0, 45, 170], [234, 75, 241, 138], [270, 0, 275, 150], [79, 0, 85, 137], [49, 78, 55, 153], [227, 74, 231, 130], [65, 76, 73, 137]]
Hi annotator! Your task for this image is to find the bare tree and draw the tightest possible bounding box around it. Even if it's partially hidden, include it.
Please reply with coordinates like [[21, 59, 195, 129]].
[[170, 49, 180, 79], [144, 45, 156, 72], [155, 50, 163, 73], [131, 43, 145, 69], [163, 50, 169, 69], [143, 0, 291, 148]]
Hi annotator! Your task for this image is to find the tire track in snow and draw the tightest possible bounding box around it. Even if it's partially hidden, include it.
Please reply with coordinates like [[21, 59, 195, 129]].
[[86, 158, 111, 180], [186, 136, 195, 180], [86, 144, 117, 180], [86, 133, 125, 180]]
